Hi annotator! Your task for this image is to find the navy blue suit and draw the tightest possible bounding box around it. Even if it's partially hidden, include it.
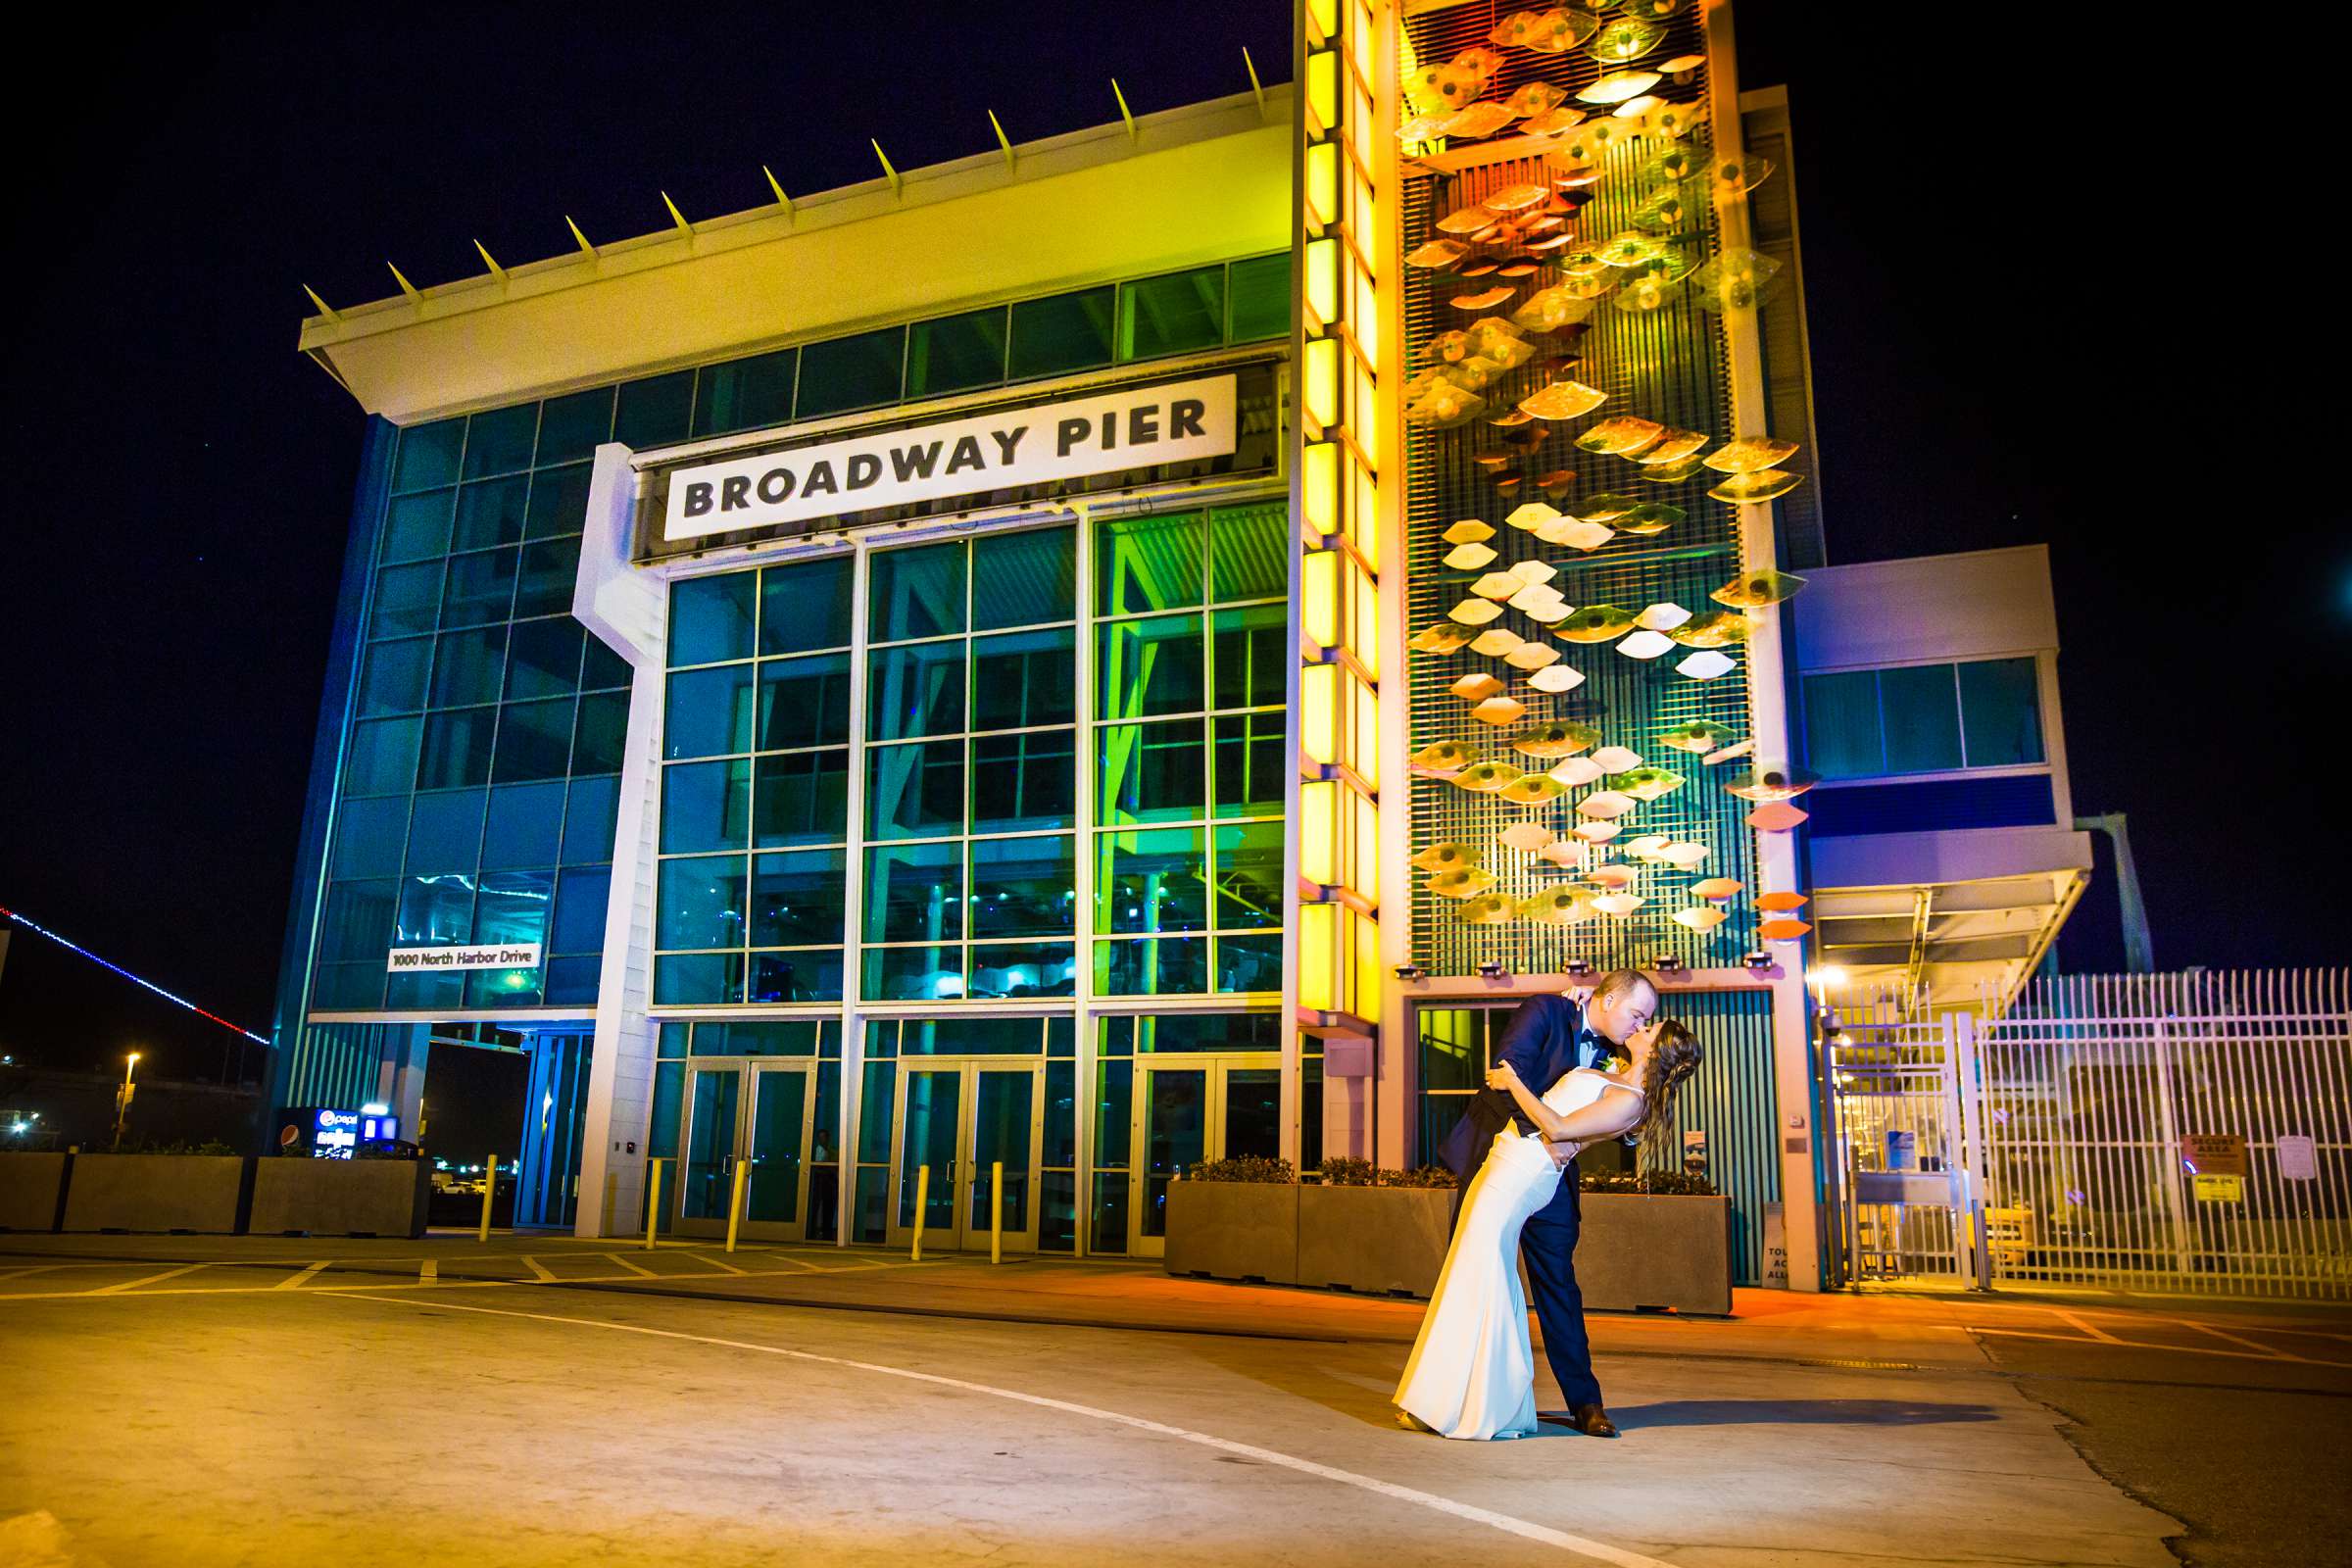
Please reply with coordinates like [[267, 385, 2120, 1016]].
[[1437, 993, 1622, 1411]]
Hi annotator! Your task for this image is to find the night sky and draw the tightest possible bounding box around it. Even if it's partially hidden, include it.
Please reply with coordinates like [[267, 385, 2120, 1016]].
[[0, 3, 2334, 1086]]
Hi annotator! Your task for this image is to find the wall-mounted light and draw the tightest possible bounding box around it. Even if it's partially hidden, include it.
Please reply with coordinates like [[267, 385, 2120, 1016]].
[[1651, 955, 1686, 976], [1476, 959, 1508, 979], [1743, 951, 1774, 972], [1394, 963, 1428, 981], [1563, 958, 1594, 978]]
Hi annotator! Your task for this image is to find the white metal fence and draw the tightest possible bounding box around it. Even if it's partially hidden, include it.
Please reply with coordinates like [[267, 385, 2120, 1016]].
[[1827, 970, 2352, 1300]]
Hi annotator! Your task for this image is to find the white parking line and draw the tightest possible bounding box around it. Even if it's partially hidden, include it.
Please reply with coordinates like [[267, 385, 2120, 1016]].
[[323, 1291, 1675, 1567], [518, 1255, 556, 1281], [91, 1264, 208, 1295], [603, 1253, 656, 1278], [273, 1262, 333, 1292]]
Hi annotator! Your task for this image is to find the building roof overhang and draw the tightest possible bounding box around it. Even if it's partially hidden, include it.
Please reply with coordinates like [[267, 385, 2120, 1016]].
[[299, 87, 1294, 425]]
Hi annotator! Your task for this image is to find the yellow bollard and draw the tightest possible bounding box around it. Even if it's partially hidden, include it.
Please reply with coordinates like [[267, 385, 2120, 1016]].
[[910, 1164, 929, 1262], [643, 1158, 664, 1250], [725, 1158, 751, 1253], [991, 1160, 1004, 1265], [603, 1170, 618, 1238], [477, 1153, 498, 1243]]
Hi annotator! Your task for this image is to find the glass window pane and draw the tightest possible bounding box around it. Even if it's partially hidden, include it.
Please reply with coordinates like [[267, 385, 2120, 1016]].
[[869, 542, 965, 641], [1959, 658, 2045, 767], [572, 690, 628, 774], [971, 526, 1076, 631], [396, 874, 475, 946], [1211, 711, 1284, 818], [971, 730, 1075, 834], [864, 841, 963, 944], [752, 849, 847, 947], [1802, 671, 1884, 779], [693, 348, 797, 437], [867, 642, 968, 740], [971, 629, 1074, 731], [563, 775, 621, 863], [654, 952, 744, 1005], [750, 950, 842, 1004], [481, 780, 565, 869], [1099, 827, 1209, 933], [431, 627, 508, 709], [332, 796, 408, 879], [866, 740, 964, 839], [405, 789, 486, 874], [416, 707, 497, 790], [525, 463, 593, 540], [968, 943, 1075, 1000], [505, 617, 584, 701], [1226, 253, 1290, 343], [440, 548, 518, 628], [464, 405, 539, 479], [473, 869, 555, 947], [757, 653, 853, 750], [670, 573, 758, 666], [662, 759, 753, 854], [453, 475, 529, 551], [552, 866, 611, 954], [1879, 663, 1964, 774], [970, 836, 1075, 938], [1094, 936, 1208, 997], [663, 664, 756, 760], [358, 637, 432, 717], [1007, 286, 1114, 380], [369, 562, 442, 639], [615, 371, 695, 448], [514, 536, 582, 619], [344, 716, 422, 797], [863, 946, 962, 1004], [1216, 932, 1283, 994], [1099, 720, 1205, 824], [535, 388, 613, 466], [1213, 821, 1285, 930], [1097, 512, 1203, 615], [760, 556, 855, 655], [1209, 503, 1287, 603], [1210, 604, 1286, 710], [797, 326, 906, 418], [906, 307, 1007, 399], [656, 855, 748, 951], [393, 419, 465, 493], [318, 880, 398, 964], [754, 750, 850, 847], [1098, 614, 1204, 719], [545, 955, 601, 1005], [1118, 267, 1225, 361], [581, 635, 632, 692], [380, 488, 455, 564]]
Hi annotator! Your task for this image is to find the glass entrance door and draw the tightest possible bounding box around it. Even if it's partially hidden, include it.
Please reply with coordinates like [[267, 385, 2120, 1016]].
[[889, 1061, 1044, 1252], [1129, 1055, 1283, 1256], [673, 1062, 817, 1242]]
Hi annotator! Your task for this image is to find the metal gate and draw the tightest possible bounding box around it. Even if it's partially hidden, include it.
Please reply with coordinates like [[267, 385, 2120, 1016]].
[[1827, 969, 2352, 1300]]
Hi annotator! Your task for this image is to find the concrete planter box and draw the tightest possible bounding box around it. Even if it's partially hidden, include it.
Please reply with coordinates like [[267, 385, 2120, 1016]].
[[0, 1153, 69, 1232], [1163, 1180, 1298, 1285], [249, 1158, 431, 1238], [1577, 1193, 1734, 1314], [61, 1154, 245, 1234], [1296, 1185, 1459, 1296]]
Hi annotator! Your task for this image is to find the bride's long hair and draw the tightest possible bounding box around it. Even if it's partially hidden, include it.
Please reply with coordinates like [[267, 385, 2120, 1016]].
[[1625, 1019, 1702, 1165]]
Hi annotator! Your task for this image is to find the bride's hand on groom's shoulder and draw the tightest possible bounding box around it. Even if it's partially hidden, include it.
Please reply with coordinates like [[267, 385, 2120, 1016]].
[[1485, 1061, 1521, 1091]]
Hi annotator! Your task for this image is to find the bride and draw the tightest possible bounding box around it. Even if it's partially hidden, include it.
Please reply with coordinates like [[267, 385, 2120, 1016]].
[[1394, 1017, 1702, 1440]]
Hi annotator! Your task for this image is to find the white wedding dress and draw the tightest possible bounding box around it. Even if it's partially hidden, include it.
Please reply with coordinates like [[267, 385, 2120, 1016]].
[[1393, 1066, 1643, 1440]]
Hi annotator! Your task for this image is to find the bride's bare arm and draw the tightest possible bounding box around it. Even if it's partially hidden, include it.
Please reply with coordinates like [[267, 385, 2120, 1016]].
[[1484, 1062, 1642, 1143]]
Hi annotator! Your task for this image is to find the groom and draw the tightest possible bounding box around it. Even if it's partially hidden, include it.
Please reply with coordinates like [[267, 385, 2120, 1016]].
[[1436, 968, 1658, 1439]]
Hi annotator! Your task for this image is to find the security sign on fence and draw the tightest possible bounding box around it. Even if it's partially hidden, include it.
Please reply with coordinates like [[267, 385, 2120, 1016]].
[[1827, 969, 2351, 1301]]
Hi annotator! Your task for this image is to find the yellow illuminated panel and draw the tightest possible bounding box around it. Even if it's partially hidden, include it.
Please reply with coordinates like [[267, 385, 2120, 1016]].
[[1304, 337, 1341, 431], [1303, 442, 1340, 536], [1351, 790, 1381, 906], [1299, 902, 1338, 1011], [1348, 554, 1379, 677], [1301, 662, 1339, 765], [1306, 143, 1340, 229], [1352, 672, 1380, 788], [1300, 779, 1339, 886], [1303, 550, 1340, 648], [1352, 908, 1382, 1025], [1305, 238, 1340, 331], [1306, 51, 1339, 134], [1307, 0, 1339, 43]]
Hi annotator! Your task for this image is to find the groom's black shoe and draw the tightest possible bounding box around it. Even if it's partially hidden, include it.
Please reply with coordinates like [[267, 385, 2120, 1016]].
[[1570, 1403, 1619, 1439]]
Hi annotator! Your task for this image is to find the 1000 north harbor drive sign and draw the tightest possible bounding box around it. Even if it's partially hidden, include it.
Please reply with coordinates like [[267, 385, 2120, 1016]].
[[663, 372, 1239, 543]]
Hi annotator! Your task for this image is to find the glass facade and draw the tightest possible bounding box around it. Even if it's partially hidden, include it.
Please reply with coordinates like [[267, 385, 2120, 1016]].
[[316, 397, 630, 1012], [652, 504, 1290, 1006], [1802, 657, 2045, 780]]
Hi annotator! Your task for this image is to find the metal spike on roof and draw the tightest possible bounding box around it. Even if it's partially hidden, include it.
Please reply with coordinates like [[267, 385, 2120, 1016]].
[[661, 192, 694, 238], [988, 110, 1015, 170], [762, 165, 794, 220], [473, 239, 508, 283], [564, 216, 597, 257], [871, 139, 903, 197], [302, 283, 340, 322], [1244, 48, 1265, 115], [386, 262, 422, 303], [1112, 79, 1138, 141]]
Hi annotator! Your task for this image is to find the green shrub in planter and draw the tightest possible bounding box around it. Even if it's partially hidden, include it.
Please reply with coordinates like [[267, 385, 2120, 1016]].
[[1187, 1154, 1297, 1184], [1318, 1156, 1376, 1186], [1392, 1165, 1459, 1189], [1580, 1169, 1716, 1196]]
